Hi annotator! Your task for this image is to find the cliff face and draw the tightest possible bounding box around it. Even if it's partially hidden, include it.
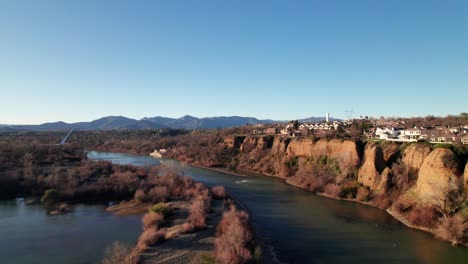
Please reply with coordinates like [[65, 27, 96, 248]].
[[402, 144, 432, 177], [239, 135, 274, 152], [286, 138, 360, 168], [465, 162, 468, 192], [222, 137, 467, 203], [358, 143, 387, 192], [416, 148, 463, 205]]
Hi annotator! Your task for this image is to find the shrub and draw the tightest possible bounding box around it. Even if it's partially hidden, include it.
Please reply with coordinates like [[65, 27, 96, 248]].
[[214, 206, 253, 264], [185, 196, 208, 231], [135, 228, 166, 253], [408, 207, 439, 228], [323, 183, 341, 198], [41, 189, 59, 205], [341, 186, 358, 199], [102, 241, 136, 264], [436, 215, 465, 245], [134, 189, 147, 202], [392, 200, 410, 213], [372, 194, 392, 209], [148, 186, 169, 203], [356, 186, 371, 202], [148, 203, 169, 218], [212, 186, 227, 199], [142, 212, 164, 230]]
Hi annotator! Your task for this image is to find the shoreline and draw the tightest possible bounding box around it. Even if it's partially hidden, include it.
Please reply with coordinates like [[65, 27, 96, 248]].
[[169, 158, 466, 247], [86, 150, 465, 247]]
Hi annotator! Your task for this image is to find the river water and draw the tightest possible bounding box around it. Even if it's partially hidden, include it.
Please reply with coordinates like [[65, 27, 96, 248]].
[[0, 199, 141, 264], [1, 150, 466, 264], [88, 151, 467, 264]]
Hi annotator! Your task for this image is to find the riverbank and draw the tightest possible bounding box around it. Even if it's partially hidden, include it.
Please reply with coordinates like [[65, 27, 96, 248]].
[[106, 195, 270, 263], [168, 157, 467, 247]]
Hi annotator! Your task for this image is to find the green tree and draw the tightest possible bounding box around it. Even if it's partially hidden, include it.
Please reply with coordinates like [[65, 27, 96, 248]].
[[41, 189, 59, 205]]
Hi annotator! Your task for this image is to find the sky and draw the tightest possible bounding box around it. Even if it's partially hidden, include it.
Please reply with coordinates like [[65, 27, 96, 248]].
[[1, 0, 467, 124]]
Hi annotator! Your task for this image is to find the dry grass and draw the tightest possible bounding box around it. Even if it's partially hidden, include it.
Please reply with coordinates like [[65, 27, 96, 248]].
[[102, 241, 137, 264]]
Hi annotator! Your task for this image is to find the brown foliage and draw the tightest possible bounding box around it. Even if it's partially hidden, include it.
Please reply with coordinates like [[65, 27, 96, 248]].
[[185, 195, 210, 232], [135, 228, 166, 253], [356, 186, 371, 202], [436, 215, 466, 245], [148, 186, 169, 203], [102, 241, 136, 264], [212, 186, 227, 199], [142, 212, 164, 231], [390, 161, 412, 191], [134, 189, 147, 202], [323, 183, 341, 198], [214, 206, 253, 264], [407, 207, 439, 228], [372, 193, 392, 209]]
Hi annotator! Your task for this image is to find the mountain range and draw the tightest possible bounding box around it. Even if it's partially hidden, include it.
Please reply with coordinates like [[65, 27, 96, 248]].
[[1, 115, 337, 131]]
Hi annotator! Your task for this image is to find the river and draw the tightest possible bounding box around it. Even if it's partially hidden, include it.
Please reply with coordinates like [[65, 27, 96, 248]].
[[0, 199, 141, 264], [88, 151, 467, 264]]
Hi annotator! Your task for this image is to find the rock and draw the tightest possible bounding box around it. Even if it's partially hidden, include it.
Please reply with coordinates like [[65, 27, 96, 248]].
[[239, 136, 273, 152], [416, 148, 463, 205], [375, 167, 391, 193], [358, 143, 386, 190], [402, 144, 432, 177], [223, 136, 245, 149], [464, 162, 468, 192], [381, 143, 400, 165], [286, 139, 360, 169]]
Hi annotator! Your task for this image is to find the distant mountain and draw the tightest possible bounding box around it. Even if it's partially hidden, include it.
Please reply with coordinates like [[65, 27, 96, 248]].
[[299, 117, 339, 123], [4, 115, 337, 131], [142, 115, 275, 130]]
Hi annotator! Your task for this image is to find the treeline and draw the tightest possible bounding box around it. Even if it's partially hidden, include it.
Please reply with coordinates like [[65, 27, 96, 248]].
[[380, 113, 468, 128]]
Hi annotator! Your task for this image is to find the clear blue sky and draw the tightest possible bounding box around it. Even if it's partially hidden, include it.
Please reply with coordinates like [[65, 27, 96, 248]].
[[1, 0, 467, 124]]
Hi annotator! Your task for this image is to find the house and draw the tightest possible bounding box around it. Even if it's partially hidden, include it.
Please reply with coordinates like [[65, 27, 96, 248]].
[[398, 128, 421, 141], [375, 127, 400, 139], [264, 128, 279, 135], [251, 129, 263, 135], [428, 131, 457, 143], [461, 134, 468, 144]]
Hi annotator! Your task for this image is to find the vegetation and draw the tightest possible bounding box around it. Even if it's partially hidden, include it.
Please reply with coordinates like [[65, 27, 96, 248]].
[[41, 189, 59, 205], [148, 203, 169, 218], [102, 241, 136, 264], [214, 206, 255, 264]]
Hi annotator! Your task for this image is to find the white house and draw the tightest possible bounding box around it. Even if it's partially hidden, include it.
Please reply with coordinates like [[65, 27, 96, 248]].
[[375, 127, 400, 139], [398, 128, 422, 142]]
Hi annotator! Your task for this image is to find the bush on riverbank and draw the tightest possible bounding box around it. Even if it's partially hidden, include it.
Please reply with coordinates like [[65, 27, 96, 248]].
[[102, 241, 136, 264], [436, 215, 466, 245], [148, 203, 169, 218], [214, 206, 254, 264], [142, 212, 164, 230], [212, 186, 227, 199]]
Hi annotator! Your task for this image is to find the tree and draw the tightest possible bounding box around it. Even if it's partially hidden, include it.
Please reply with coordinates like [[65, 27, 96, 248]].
[[293, 120, 299, 130], [41, 189, 59, 205]]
